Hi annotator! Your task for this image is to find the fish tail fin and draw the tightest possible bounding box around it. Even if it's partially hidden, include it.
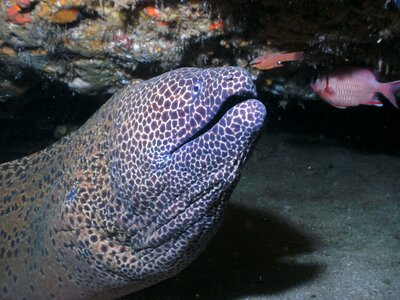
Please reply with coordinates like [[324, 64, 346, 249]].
[[380, 80, 400, 109], [292, 51, 304, 61]]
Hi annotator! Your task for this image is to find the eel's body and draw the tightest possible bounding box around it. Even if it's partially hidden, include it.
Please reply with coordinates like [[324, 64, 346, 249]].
[[0, 67, 266, 299]]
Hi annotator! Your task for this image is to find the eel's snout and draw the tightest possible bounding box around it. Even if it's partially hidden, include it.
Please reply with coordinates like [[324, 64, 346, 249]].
[[172, 98, 266, 183], [223, 98, 266, 138], [134, 99, 266, 251]]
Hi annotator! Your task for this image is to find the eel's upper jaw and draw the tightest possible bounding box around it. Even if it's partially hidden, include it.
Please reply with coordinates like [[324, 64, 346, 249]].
[[230, 80, 258, 101], [176, 87, 258, 150]]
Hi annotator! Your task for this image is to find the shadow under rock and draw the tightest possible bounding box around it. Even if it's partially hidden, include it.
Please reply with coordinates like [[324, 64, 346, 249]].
[[123, 203, 322, 300], [267, 101, 400, 157]]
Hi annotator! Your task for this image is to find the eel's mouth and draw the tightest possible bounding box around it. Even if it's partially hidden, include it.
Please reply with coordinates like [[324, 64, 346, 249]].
[[174, 90, 258, 151], [134, 92, 266, 252]]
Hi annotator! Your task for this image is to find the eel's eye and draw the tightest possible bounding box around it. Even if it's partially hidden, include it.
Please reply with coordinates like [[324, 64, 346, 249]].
[[192, 80, 203, 97]]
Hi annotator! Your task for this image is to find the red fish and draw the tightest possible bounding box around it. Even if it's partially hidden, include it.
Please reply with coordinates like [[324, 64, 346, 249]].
[[249, 51, 304, 70], [311, 68, 400, 109]]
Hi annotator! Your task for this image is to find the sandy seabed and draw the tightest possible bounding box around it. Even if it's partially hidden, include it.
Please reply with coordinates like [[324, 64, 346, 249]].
[[1, 99, 399, 300], [130, 129, 400, 300]]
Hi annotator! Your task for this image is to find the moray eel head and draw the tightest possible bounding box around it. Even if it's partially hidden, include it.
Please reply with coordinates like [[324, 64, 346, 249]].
[[103, 66, 266, 292], [111, 66, 265, 200]]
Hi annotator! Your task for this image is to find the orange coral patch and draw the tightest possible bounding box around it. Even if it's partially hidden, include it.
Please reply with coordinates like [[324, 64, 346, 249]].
[[143, 6, 160, 19], [0, 46, 17, 57], [51, 8, 79, 23], [209, 20, 223, 31]]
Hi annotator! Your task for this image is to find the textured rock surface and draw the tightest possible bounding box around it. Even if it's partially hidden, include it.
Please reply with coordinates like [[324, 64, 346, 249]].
[[0, 0, 399, 100]]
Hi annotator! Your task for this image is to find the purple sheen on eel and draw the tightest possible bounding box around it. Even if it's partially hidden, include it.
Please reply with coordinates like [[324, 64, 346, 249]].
[[0, 67, 266, 299]]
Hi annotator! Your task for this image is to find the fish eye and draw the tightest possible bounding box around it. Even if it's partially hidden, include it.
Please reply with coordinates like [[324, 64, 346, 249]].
[[6, 1, 12, 7], [192, 80, 203, 96], [277, 60, 283, 65]]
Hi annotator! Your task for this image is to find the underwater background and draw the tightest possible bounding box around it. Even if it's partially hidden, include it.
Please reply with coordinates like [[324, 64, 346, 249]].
[[1, 0, 400, 299]]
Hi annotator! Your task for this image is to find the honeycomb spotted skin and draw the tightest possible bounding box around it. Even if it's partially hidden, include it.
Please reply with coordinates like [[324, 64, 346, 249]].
[[0, 67, 266, 299]]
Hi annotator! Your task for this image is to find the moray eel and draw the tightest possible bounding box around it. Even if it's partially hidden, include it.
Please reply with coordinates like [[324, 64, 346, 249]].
[[0, 67, 266, 299]]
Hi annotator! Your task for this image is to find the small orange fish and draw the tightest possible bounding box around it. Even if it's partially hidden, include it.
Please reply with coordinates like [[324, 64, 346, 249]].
[[250, 51, 304, 70], [143, 6, 160, 19]]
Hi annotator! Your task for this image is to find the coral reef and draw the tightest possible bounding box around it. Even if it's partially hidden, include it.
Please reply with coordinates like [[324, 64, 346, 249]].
[[0, 0, 399, 102]]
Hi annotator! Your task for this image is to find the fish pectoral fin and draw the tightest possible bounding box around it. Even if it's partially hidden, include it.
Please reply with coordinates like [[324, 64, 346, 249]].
[[275, 61, 285, 68], [249, 57, 261, 66], [323, 86, 335, 97]]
